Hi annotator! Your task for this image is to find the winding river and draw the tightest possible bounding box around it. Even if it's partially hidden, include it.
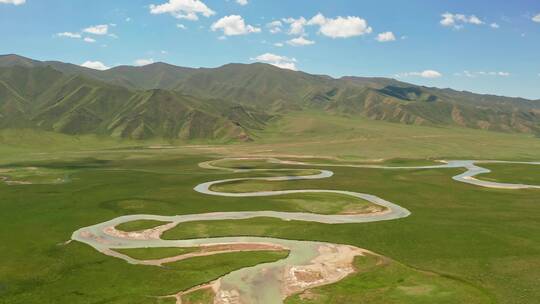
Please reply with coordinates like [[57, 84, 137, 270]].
[[71, 158, 540, 303]]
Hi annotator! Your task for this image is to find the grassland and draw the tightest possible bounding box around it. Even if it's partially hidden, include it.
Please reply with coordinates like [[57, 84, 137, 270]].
[[1, 134, 540, 303], [268, 192, 385, 215], [2, 107, 540, 164], [479, 163, 540, 185], [249, 111, 540, 160]]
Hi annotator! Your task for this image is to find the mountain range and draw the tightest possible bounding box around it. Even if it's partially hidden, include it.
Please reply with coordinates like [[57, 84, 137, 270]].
[[0, 54, 538, 141]]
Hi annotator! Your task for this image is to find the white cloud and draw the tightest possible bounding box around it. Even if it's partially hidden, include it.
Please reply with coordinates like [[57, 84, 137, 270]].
[[307, 13, 372, 38], [149, 0, 215, 20], [236, 0, 248, 6], [396, 70, 442, 79], [468, 15, 483, 25], [134, 58, 155, 66], [266, 20, 282, 34], [211, 15, 261, 36], [283, 17, 307, 35], [274, 42, 284, 47], [440, 12, 484, 29], [533, 14, 540, 23], [81, 61, 110, 70], [287, 36, 315, 46], [84, 37, 96, 43], [455, 70, 510, 77], [375, 31, 396, 42], [0, 0, 25, 5], [57, 32, 81, 39], [177, 23, 187, 29], [83, 24, 109, 35], [251, 53, 297, 70], [490, 23, 500, 29]]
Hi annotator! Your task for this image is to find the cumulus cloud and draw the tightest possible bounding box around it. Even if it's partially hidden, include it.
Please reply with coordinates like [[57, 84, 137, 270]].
[[490, 23, 500, 29], [307, 13, 372, 38], [149, 0, 215, 20], [283, 17, 307, 35], [533, 14, 540, 23], [455, 71, 510, 77], [274, 42, 284, 47], [287, 36, 315, 46], [375, 31, 396, 42], [396, 70, 442, 79], [134, 58, 155, 66], [211, 15, 261, 36], [236, 0, 248, 5], [81, 61, 110, 70], [0, 0, 25, 5], [266, 20, 283, 34], [440, 12, 484, 29], [58, 25, 116, 42], [251, 53, 297, 70], [57, 32, 82, 39], [177, 23, 187, 29], [83, 24, 109, 35]]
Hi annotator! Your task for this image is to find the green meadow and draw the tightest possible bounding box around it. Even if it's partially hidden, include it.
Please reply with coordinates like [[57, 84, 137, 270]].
[[0, 127, 539, 303]]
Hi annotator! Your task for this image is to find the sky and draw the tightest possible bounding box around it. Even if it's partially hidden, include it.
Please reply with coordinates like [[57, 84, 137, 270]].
[[1, 0, 540, 99]]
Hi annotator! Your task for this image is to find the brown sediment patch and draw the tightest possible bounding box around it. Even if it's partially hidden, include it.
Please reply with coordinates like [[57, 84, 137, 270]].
[[147, 145, 176, 149], [105, 222, 177, 240], [79, 230, 115, 245], [58, 240, 72, 246], [178, 280, 246, 304], [5, 180, 33, 185], [339, 204, 389, 215], [1, 174, 32, 185], [282, 244, 370, 298], [138, 243, 288, 266]]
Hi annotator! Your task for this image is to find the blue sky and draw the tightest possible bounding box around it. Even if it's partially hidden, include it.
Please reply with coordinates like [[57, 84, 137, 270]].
[[1, 0, 539, 99]]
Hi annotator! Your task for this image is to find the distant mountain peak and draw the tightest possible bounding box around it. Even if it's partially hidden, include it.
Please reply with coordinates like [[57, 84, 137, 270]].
[[0, 54, 538, 139]]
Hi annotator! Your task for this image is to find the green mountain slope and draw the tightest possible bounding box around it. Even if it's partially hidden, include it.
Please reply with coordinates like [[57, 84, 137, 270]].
[[0, 54, 539, 139], [0, 64, 268, 141]]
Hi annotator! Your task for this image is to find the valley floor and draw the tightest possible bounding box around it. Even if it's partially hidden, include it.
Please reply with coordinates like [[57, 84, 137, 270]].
[[0, 142, 539, 303]]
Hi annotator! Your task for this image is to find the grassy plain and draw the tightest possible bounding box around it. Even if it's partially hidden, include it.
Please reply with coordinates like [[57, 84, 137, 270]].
[[478, 163, 540, 185], [1, 123, 540, 303]]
